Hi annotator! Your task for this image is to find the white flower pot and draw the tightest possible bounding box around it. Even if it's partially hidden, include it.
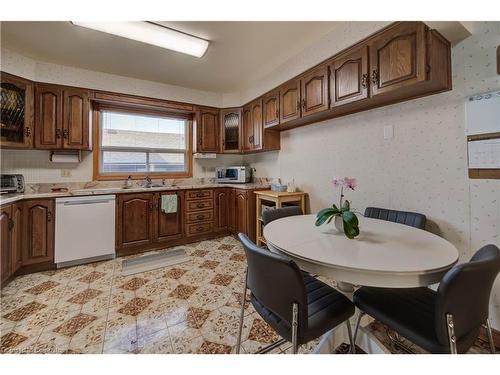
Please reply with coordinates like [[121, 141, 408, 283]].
[[334, 216, 344, 233]]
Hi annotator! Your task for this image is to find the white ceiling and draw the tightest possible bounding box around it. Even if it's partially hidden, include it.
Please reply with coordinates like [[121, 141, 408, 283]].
[[0, 21, 339, 92]]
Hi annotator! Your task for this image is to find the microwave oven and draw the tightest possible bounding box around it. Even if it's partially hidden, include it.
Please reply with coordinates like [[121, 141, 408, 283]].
[[215, 166, 252, 184]]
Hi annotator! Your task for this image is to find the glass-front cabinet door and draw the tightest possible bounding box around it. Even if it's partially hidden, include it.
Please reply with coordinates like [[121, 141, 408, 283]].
[[220, 108, 241, 153], [0, 72, 34, 148]]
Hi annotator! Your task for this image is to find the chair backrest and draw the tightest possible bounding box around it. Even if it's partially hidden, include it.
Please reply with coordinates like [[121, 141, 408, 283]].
[[238, 233, 308, 334], [434, 244, 500, 348], [262, 206, 303, 226], [364, 206, 426, 229]]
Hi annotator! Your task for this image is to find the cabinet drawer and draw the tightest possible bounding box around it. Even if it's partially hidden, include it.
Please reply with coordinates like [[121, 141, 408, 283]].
[[186, 210, 214, 223], [186, 222, 213, 237], [186, 199, 214, 211], [186, 190, 213, 200]]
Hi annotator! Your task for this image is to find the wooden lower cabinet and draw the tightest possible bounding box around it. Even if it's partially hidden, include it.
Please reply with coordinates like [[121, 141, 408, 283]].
[[1, 199, 55, 286], [115, 187, 261, 255], [214, 188, 230, 232], [10, 202, 24, 273], [1, 205, 12, 285], [228, 188, 261, 242], [116, 191, 186, 254], [156, 191, 184, 242], [116, 193, 156, 251], [23, 199, 55, 266]]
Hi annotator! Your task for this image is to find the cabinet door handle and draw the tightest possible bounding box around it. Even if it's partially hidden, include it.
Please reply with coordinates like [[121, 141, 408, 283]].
[[361, 73, 368, 88], [296, 100, 301, 111], [63, 129, 69, 139], [25, 127, 32, 137], [371, 70, 379, 85], [149, 202, 154, 211], [301, 98, 306, 110], [275, 109, 279, 119], [47, 211, 53, 222], [55, 129, 62, 139], [8, 219, 14, 231]]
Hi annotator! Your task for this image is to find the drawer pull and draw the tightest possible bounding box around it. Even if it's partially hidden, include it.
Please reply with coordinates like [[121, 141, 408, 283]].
[[197, 203, 204, 208], [197, 214, 205, 220], [196, 226, 204, 232]]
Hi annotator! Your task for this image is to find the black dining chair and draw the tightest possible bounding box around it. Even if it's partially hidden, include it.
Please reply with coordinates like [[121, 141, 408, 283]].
[[364, 206, 426, 230], [352, 244, 500, 354], [262, 206, 303, 226], [236, 233, 355, 354]]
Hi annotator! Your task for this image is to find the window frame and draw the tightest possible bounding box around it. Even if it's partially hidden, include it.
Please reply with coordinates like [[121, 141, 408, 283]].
[[93, 103, 193, 181]]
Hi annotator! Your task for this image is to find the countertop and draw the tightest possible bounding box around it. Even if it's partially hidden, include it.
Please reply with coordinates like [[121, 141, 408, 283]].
[[0, 182, 270, 206]]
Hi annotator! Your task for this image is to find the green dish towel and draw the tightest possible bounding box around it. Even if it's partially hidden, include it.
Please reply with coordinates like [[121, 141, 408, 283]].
[[161, 194, 177, 214]]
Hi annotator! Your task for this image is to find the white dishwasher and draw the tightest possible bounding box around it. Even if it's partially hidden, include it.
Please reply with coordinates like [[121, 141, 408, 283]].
[[55, 195, 116, 267]]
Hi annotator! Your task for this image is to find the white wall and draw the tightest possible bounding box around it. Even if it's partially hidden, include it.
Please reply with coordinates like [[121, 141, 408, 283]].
[[246, 21, 500, 328]]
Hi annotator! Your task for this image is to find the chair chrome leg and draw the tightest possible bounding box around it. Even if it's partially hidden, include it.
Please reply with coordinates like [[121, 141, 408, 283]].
[[485, 319, 496, 354], [446, 313, 458, 354], [235, 269, 248, 354], [292, 303, 299, 354], [345, 319, 354, 354], [352, 311, 365, 353]]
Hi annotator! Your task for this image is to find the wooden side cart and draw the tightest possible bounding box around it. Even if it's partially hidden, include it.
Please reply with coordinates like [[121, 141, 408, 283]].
[[254, 190, 307, 246]]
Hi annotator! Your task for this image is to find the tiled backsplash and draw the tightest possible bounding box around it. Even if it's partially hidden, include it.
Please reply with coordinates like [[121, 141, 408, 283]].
[[0, 149, 245, 184]]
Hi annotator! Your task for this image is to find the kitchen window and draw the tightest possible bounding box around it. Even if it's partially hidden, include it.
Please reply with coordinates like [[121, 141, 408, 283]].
[[94, 107, 192, 180]]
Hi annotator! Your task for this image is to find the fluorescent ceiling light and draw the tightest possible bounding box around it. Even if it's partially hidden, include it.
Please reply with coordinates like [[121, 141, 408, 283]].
[[71, 21, 209, 58]]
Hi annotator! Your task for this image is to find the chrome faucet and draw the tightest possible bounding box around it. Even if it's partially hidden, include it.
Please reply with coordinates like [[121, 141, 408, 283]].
[[144, 176, 152, 188]]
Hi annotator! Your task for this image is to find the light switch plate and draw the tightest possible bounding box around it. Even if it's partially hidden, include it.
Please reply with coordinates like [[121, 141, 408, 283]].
[[383, 125, 394, 140]]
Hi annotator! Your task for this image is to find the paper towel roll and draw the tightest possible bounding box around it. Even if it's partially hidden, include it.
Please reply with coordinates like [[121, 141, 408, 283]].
[[50, 152, 81, 163]]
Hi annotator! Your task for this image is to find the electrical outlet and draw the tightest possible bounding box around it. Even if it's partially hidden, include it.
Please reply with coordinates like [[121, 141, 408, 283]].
[[61, 169, 72, 177]]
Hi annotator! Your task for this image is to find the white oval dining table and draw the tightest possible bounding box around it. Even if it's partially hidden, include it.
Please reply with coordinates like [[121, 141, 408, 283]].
[[263, 214, 460, 353]]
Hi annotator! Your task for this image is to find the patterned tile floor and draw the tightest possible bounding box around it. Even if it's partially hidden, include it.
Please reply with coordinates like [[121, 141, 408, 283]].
[[0, 236, 493, 354]]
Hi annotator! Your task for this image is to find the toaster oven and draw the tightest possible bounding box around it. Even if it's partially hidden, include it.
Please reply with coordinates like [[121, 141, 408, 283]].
[[0, 174, 25, 194]]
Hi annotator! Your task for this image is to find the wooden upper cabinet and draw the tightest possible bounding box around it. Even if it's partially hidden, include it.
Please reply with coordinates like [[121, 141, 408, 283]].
[[196, 108, 219, 153], [242, 104, 252, 151], [262, 90, 280, 128], [63, 88, 90, 149], [300, 65, 329, 116], [220, 108, 241, 153], [23, 199, 55, 266], [251, 99, 263, 150], [369, 22, 426, 97], [35, 83, 63, 149], [279, 79, 301, 124], [330, 46, 369, 107], [117, 193, 155, 250], [0, 73, 34, 149], [156, 191, 183, 242]]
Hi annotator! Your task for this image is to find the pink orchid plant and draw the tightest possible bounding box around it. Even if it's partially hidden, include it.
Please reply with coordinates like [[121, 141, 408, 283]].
[[315, 177, 360, 239]]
